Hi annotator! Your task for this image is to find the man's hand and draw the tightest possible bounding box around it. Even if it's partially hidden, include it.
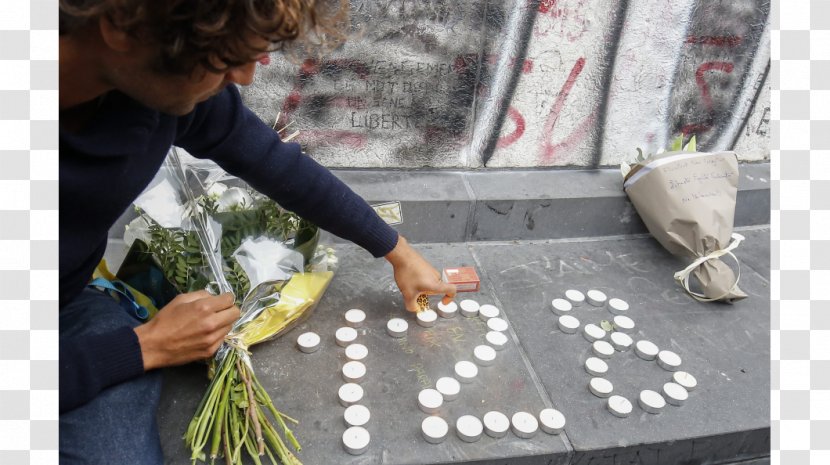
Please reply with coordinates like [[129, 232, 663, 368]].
[[133, 290, 240, 371], [385, 235, 457, 312]]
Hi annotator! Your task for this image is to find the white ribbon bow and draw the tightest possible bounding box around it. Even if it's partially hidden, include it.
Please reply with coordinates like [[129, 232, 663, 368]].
[[673, 233, 745, 302]]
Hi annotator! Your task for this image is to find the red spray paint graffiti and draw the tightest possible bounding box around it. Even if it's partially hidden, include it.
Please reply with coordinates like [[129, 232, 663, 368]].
[[452, 53, 531, 149], [540, 57, 597, 163], [538, 0, 557, 15], [678, 35, 741, 138], [680, 61, 735, 135], [496, 107, 526, 149], [685, 35, 743, 47], [696, 61, 735, 111], [534, 0, 589, 42], [280, 58, 370, 148]]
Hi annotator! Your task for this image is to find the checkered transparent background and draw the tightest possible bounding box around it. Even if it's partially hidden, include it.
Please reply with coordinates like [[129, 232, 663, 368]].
[[0, 1, 59, 464], [771, 1, 830, 463], [0, 0, 824, 464]]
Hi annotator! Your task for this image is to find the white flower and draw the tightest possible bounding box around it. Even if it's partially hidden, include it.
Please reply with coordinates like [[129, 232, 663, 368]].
[[207, 182, 228, 199], [124, 216, 151, 247], [217, 187, 253, 212]]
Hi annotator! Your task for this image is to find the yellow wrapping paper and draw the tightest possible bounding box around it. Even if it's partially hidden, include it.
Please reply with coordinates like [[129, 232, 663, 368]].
[[236, 271, 334, 348]]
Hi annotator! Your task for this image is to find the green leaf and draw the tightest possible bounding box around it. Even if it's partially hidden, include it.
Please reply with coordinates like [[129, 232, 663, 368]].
[[670, 134, 683, 151], [600, 320, 614, 332], [684, 134, 697, 152]]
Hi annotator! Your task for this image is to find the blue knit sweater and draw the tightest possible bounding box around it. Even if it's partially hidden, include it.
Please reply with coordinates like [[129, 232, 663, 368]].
[[59, 86, 398, 412]]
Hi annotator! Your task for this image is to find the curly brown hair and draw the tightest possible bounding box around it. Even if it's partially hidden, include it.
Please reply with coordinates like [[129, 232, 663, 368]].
[[59, 0, 348, 74]]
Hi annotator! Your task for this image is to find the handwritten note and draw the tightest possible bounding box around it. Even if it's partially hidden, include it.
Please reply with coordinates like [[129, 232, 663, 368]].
[[662, 155, 737, 204]]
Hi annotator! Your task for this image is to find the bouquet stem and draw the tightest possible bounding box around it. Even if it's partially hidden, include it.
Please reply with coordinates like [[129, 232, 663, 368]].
[[184, 345, 302, 465]]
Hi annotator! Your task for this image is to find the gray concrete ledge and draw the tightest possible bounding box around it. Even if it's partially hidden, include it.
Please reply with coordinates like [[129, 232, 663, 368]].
[[331, 162, 770, 243], [109, 163, 770, 245]]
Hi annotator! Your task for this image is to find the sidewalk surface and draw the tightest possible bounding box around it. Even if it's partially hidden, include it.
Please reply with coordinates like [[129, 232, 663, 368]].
[[155, 227, 770, 465]]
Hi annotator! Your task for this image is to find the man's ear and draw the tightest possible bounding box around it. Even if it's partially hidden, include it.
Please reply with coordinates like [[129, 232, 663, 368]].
[[98, 15, 135, 52]]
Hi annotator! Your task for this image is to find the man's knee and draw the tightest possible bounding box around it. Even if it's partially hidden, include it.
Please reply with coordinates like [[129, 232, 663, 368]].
[[61, 288, 146, 338], [60, 370, 164, 465]]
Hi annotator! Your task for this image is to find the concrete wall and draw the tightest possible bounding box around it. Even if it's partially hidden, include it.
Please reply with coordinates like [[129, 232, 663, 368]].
[[242, 0, 770, 169]]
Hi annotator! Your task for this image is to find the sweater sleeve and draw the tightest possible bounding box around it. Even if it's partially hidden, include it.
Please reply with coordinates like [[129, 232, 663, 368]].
[[59, 326, 145, 413], [174, 86, 398, 258]]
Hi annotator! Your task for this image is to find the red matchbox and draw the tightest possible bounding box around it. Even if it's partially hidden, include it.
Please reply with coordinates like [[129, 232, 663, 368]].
[[442, 266, 480, 293]]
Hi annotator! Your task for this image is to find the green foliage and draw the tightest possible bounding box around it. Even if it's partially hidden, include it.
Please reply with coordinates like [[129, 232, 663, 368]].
[[144, 219, 207, 293], [138, 191, 315, 306], [600, 320, 614, 332]]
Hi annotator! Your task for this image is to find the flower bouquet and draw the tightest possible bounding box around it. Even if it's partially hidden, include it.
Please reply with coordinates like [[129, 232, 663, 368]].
[[621, 135, 746, 303], [117, 147, 336, 464]]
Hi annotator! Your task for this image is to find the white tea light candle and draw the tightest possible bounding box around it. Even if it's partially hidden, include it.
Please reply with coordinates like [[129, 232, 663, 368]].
[[479, 304, 500, 321], [454, 361, 478, 383], [342, 426, 370, 455], [607, 395, 633, 418], [673, 371, 698, 391], [639, 390, 666, 414], [335, 326, 358, 347], [565, 289, 585, 306], [634, 340, 659, 361], [436, 300, 458, 318], [662, 382, 689, 406], [342, 361, 366, 383], [483, 411, 510, 438], [558, 315, 580, 333], [344, 309, 366, 328], [486, 330, 509, 350], [551, 298, 573, 316], [487, 317, 508, 332], [610, 332, 633, 351], [589, 377, 614, 398], [344, 404, 370, 427], [657, 350, 682, 371], [474, 345, 497, 366], [456, 415, 483, 442], [416, 309, 438, 328], [338, 383, 364, 407], [511, 411, 539, 439], [608, 298, 629, 314], [418, 388, 444, 414], [344, 343, 368, 361], [421, 416, 449, 444], [583, 324, 606, 342], [459, 299, 480, 317], [296, 332, 320, 353], [592, 340, 615, 359], [584, 357, 609, 376], [586, 289, 607, 307], [539, 408, 566, 434], [612, 315, 635, 333], [386, 318, 408, 338], [436, 377, 461, 401]]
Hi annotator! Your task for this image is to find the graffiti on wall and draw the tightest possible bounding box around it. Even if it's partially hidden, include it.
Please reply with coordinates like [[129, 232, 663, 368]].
[[669, 1, 770, 149], [242, 0, 770, 168]]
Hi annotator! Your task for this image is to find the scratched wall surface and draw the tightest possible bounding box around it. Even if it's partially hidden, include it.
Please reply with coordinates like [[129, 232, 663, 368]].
[[242, 0, 771, 168]]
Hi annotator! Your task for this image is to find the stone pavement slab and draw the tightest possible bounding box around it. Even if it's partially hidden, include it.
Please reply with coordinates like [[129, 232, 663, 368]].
[[155, 228, 769, 465], [468, 228, 770, 465], [158, 242, 571, 465]]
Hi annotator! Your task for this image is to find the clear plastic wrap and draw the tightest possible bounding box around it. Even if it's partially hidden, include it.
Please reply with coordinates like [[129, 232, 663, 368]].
[[120, 147, 337, 464], [122, 147, 335, 347]]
